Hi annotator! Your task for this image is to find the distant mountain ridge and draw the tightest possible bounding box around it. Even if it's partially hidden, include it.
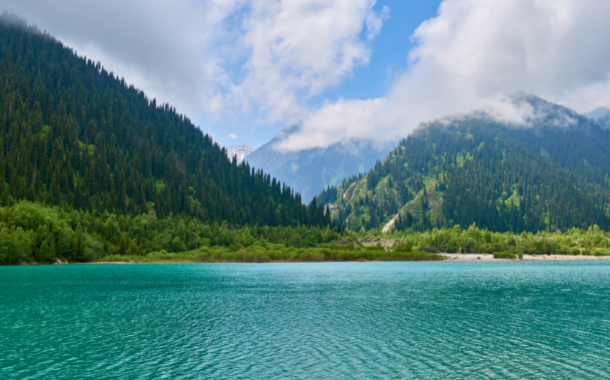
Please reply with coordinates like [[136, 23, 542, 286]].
[[586, 107, 610, 129], [246, 126, 396, 203], [585, 107, 610, 120], [226, 144, 253, 163]]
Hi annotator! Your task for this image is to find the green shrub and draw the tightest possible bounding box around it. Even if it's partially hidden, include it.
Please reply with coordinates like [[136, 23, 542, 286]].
[[493, 251, 517, 259], [570, 247, 581, 255], [384, 251, 446, 261], [594, 248, 610, 256], [420, 245, 440, 254], [392, 241, 413, 252]]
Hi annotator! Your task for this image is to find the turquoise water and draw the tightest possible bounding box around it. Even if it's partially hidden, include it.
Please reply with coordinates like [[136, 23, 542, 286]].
[[1, 262, 610, 379]]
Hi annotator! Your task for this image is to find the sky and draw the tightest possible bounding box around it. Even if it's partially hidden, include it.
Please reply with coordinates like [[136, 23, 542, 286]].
[[1, 0, 610, 151]]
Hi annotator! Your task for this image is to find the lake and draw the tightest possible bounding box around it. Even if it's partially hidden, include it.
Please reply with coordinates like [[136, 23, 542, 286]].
[[1, 262, 610, 379]]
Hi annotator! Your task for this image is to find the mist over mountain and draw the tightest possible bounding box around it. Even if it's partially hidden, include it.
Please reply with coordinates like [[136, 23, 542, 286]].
[[246, 126, 396, 203]]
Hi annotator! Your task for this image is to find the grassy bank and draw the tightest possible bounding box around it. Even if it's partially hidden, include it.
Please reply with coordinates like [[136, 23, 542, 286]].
[[98, 245, 446, 263]]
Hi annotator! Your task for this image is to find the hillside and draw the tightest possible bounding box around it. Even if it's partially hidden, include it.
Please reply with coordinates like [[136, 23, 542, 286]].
[[0, 15, 331, 230], [247, 125, 395, 203], [319, 97, 610, 233]]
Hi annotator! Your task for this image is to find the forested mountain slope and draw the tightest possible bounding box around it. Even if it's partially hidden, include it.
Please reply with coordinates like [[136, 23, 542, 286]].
[[319, 97, 610, 233], [0, 15, 330, 228]]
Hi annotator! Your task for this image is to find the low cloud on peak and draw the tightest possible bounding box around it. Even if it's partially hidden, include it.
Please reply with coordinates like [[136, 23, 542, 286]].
[[275, 0, 610, 151]]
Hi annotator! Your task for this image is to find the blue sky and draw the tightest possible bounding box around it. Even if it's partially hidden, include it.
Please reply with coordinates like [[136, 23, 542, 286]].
[[212, 0, 443, 149], [309, 1, 442, 105]]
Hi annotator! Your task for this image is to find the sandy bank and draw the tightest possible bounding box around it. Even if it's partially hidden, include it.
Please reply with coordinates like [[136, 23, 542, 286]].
[[443, 254, 610, 262]]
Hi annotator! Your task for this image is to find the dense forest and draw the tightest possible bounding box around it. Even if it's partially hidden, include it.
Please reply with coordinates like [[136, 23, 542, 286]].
[[0, 201, 343, 265], [0, 16, 332, 227], [0, 15, 341, 263], [320, 100, 610, 233]]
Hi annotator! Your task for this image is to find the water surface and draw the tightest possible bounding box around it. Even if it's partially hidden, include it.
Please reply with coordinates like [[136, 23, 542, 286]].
[[1, 262, 610, 379]]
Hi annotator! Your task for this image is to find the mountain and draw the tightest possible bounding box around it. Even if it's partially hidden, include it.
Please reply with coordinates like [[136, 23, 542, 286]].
[[246, 125, 396, 203], [586, 107, 610, 129], [0, 14, 330, 228], [585, 107, 610, 120], [226, 144, 253, 163], [319, 96, 610, 233]]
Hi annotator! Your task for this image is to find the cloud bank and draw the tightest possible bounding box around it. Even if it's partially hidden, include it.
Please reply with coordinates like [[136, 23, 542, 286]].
[[275, 0, 610, 151], [233, 0, 389, 123], [3, 0, 610, 151]]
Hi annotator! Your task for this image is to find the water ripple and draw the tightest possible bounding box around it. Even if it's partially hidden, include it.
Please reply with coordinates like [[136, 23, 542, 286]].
[[2, 262, 610, 379]]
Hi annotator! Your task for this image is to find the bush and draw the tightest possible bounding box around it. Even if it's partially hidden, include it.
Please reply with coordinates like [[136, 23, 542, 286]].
[[570, 247, 581, 255], [493, 251, 517, 259], [383, 251, 446, 261], [594, 248, 610, 256], [518, 252, 524, 260], [392, 241, 413, 252], [420, 245, 440, 253]]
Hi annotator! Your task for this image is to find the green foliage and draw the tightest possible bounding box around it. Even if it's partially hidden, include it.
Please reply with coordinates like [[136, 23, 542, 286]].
[[382, 223, 610, 257], [420, 245, 440, 254], [391, 241, 413, 252], [0, 226, 32, 264], [2, 201, 610, 265], [0, 201, 344, 265], [99, 246, 446, 263], [493, 251, 517, 260], [594, 248, 610, 256]]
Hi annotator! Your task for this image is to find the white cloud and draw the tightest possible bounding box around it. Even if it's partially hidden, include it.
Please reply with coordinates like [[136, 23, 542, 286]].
[[229, 133, 238, 139], [230, 0, 388, 123], [366, 5, 390, 41], [275, 0, 610, 151]]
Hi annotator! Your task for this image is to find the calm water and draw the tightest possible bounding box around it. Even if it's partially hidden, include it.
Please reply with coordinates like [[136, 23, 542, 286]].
[[2, 262, 610, 379]]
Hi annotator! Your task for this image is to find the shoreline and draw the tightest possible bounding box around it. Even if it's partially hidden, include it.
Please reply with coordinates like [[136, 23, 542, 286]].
[[443, 253, 610, 262], [80, 254, 610, 265]]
